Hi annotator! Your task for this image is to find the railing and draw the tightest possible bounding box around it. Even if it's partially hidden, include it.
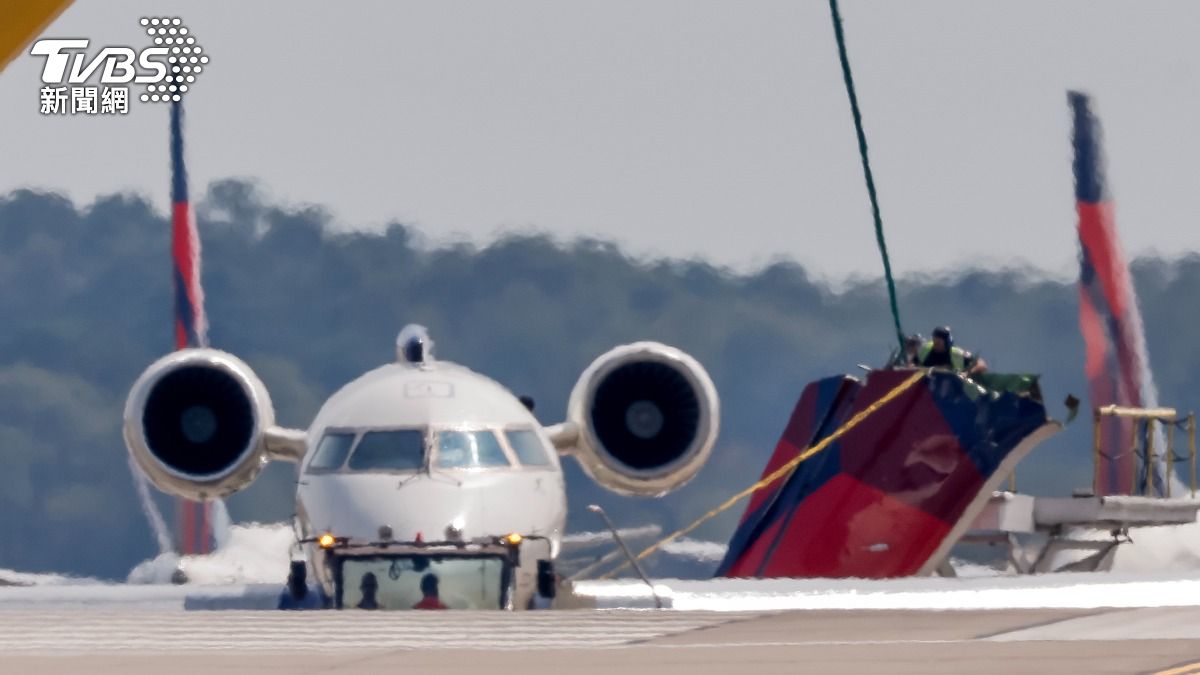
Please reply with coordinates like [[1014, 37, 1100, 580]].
[[1093, 405, 1198, 498]]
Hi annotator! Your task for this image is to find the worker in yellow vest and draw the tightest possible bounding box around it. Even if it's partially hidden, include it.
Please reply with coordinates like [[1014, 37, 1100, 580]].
[[917, 326, 987, 377]]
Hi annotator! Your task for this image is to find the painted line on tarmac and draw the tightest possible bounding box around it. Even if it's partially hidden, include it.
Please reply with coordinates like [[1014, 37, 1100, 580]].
[[0, 611, 735, 653], [1150, 661, 1200, 675]]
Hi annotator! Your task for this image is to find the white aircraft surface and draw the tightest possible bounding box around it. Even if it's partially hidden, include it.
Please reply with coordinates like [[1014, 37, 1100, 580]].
[[122, 325, 719, 609]]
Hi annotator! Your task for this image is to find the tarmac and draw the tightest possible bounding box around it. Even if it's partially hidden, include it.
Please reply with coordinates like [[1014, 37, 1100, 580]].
[[2, 606, 1200, 674]]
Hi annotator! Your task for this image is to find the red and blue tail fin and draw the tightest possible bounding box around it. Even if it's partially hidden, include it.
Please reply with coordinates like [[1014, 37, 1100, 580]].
[[717, 371, 1053, 578], [1070, 91, 1163, 495], [170, 99, 212, 554], [171, 99, 208, 352]]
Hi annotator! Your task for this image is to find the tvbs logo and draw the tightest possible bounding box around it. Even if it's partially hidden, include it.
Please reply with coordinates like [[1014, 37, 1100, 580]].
[[32, 17, 208, 115]]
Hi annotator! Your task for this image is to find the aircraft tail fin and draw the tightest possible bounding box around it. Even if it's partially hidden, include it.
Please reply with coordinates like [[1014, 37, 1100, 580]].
[[171, 99, 208, 351], [1070, 91, 1167, 496], [169, 99, 213, 554], [717, 370, 1055, 579]]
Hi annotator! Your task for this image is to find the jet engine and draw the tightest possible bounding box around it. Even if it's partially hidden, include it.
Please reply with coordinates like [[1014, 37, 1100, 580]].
[[123, 348, 300, 501], [552, 342, 719, 497]]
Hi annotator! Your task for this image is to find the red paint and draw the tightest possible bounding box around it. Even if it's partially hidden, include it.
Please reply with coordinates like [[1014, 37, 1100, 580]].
[[725, 474, 952, 578], [839, 379, 984, 518]]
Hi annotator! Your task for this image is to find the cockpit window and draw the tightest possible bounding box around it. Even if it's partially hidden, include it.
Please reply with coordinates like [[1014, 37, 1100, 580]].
[[506, 430, 552, 467], [347, 430, 426, 471], [308, 432, 356, 472], [434, 430, 509, 469]]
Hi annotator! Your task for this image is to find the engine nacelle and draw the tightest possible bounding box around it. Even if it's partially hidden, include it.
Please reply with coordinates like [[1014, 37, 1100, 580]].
[[559, 342, 719, 497], [123, 349, 275, 502]]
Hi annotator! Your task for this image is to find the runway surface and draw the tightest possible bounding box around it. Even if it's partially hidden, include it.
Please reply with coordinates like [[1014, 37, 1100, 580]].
[[3, 606, 1200, 673]]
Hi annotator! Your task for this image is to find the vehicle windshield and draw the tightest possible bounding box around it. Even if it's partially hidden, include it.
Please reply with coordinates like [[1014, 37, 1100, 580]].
[[434, 430, 509, 469], [506, 429, 552, 467], [347, 430, 425, 471], [339, 555, 507, 610], [307, 431, 356, 472]]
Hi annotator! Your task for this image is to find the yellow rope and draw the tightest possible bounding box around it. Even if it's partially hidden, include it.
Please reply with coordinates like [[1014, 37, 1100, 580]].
[[597, 369, 928, 580]]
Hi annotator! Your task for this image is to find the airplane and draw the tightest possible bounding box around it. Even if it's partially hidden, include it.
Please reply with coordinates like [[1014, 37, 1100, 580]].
[[122, 324, 719, 609]]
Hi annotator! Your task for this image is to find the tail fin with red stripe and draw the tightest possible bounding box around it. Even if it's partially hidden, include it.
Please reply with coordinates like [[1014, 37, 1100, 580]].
[[170, 99, 212, 554]]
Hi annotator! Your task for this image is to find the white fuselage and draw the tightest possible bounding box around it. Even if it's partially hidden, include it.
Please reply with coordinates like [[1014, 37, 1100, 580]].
[[292, 359, 567, 576]]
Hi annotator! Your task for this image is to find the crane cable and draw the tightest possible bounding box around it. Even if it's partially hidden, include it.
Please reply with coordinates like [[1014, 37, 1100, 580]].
[[829, 0, 906, 354]]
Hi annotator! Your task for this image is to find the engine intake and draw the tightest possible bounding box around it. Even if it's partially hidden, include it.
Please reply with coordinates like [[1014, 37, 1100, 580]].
[[561, 342, 719, 496], [124, 349, 275, 501]]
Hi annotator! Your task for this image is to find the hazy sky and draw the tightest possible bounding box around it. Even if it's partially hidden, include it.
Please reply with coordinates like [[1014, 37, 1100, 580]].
[[3, 1, 1199, 280]]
